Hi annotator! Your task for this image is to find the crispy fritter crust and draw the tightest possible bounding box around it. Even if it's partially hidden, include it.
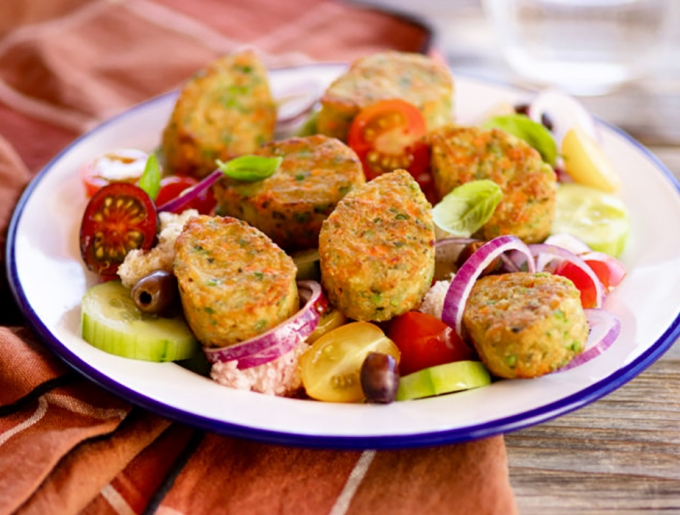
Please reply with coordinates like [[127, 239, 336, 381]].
[[430, 126, 557, 243], [162, 50, 276, 178], [317, 51, 454, 141], [463, 272, 589, 379], [319, 169, 435, 322], [174, 215, 298, 348], [213, 135, 365, 252]]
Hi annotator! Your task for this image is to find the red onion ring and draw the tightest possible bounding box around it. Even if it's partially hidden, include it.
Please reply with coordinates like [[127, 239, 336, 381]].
[[275, 79, 322, 129], [529, 243, 606, 308], [529, 89, 600, 146], [157, 169, 223, 214], [441, 235, 536, 337], [557, 308, 621, 372], [203, 280, 325, 369]]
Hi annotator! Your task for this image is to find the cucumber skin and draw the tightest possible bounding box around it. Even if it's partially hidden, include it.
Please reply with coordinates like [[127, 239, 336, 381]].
[[81, 281, 199, 362], [395, 361, 491, 401]]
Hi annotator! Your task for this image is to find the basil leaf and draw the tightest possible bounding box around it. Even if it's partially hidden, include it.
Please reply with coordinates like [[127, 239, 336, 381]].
[[216, 155, 283, 182], [138, 154, 161, 200], [482, 114, 557, 166], [432, 180, 503, 238]]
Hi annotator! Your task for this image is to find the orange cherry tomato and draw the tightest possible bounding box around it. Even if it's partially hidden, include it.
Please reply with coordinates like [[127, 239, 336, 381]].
[[155, 176, 217, 215], [79, 149, 149, 198], [386, 311, 476, 376], [348, 99, 435, 202]]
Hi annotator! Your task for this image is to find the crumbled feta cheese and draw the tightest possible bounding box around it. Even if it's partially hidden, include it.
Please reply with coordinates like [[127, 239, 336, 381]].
[[210, 341, 308, 396], [118, 209, 198, 288], [418, 279, 453, 320]]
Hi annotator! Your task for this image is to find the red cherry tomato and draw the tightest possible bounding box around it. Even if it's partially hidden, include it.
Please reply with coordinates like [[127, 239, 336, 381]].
[[553, 261, 598, 308], [80, 183, 157, 276], [386, 311, 476, 376], [155, 176, 217, 215], [583, 259, 612, 291], [582, 254, 626, 293], [79, 149, 149, 198], [348, 99, 435, 202]]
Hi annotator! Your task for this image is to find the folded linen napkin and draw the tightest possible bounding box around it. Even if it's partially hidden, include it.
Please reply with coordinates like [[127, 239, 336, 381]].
[[0, 1, 518, 514]]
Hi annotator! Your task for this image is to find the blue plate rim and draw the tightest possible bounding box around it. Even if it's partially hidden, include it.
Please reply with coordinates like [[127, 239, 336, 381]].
[[6, 63, 680, 450]]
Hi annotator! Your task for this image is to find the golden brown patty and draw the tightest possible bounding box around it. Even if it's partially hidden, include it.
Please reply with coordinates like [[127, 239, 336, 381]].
[[319, 169, 435, 322], [317, 51, 454, 142], [463, 272, 588, 379], [213, 135, 365, 252], [174, 215, 298, 348], [430, 125, 557, 243], [162, 50, 276, 178]]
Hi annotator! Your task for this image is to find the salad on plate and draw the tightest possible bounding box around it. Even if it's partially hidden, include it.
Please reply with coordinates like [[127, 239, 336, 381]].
[[74, 49, 631, 406]]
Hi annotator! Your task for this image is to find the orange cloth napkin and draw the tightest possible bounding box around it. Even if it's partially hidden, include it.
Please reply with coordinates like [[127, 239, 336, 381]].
[[0, 1, 518, 514]]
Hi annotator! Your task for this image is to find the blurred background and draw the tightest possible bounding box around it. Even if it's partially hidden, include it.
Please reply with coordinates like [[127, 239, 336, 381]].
[[358, 0, 680, 148]]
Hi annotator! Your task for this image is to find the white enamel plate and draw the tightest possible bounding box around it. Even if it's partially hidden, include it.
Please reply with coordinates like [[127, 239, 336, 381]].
[[7, 64, 680, 449]]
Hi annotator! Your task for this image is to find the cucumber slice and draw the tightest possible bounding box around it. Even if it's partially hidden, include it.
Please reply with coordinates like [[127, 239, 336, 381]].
[[552, 182, 630, 257], [81, 280, 199, 362], [395, 361, 491, 401]]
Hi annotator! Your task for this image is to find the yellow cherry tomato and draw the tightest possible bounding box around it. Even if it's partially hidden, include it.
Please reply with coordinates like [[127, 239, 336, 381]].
[[300, 322, 400, 403]]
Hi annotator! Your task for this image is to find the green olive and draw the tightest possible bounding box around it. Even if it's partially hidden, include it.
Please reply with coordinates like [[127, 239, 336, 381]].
[[131, 270, 178, 315]]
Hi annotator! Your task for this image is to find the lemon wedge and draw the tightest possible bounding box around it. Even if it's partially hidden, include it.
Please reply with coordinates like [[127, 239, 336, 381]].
[[561, 127, 622, 192]]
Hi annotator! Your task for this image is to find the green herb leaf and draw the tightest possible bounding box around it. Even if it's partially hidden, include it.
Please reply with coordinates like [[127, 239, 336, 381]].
[[482, 114, 557, 165], [138, 154, 161, 200], [432, 180, 503, 238], [216, 155, 283, 182]]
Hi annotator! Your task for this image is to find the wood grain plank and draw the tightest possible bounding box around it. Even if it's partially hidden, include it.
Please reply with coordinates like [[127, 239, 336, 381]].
[[508, 343, 680, 512]]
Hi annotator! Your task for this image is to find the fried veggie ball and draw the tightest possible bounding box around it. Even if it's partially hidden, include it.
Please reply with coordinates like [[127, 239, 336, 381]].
[[174, 215, 298, 348], [463, 272, 589, 379], [430, 126, 557, 243], [213, 135, 365, 252], [317, 51, 454, 142], [319, 169, 435, 322], [162, 50, 276, 178]]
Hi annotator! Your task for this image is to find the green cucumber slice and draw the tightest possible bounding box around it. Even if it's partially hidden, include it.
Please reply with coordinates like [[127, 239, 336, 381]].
[[81, 280, 199, 362], [395, 361, 491, 401]]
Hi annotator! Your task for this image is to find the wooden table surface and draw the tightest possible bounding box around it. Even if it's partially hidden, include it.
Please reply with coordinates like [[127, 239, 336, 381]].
[[369, 1, 680, 512], [506, 147, 680, 514]]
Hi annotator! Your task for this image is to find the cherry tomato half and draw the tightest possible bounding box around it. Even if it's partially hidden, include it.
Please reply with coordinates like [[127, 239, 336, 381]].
[[553, 261, 598, 308], [386, 311, 476, 376], [80, 183, 158, 276], [79, 149, 149, 198], [348, 99, 435, 201], [155, 176, 217, 215]]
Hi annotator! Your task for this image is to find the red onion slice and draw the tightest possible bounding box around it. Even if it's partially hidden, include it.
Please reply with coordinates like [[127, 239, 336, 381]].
[[544, 233, 591, 255], [529, 89, 600, 146], [203, 280, 325, 369], [441, 235, 536, 337], [275, 79, 322, 129], [157, 169, 223, 214], [557, 308, 621, 372], [529, 243, 606, 308]]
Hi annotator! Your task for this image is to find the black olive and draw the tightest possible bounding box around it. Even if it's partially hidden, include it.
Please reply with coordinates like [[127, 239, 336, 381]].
[[360, 352, 400, 404], [131, 270, 178, 315], [541, 112, 554, 131], [514, 103, 530, 116]]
